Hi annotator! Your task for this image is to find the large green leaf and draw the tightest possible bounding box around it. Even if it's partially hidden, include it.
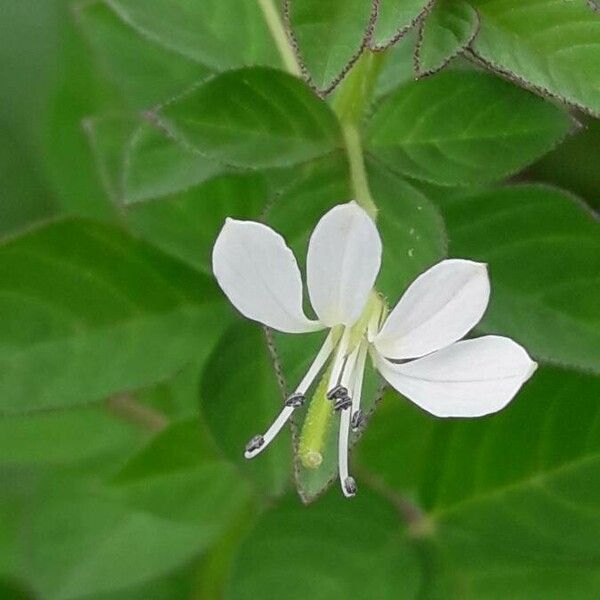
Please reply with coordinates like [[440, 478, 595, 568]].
[[437, 184, 600, 374], [107, 0, 280, 70], [84, 113, 222, 205], [284, 0, 373, 93], [111, 419, 250, 524], [201, 321, 292, 498], [158, 67, 341, 168], [125, 172, 268, 274], [0, 125, 57, 238], [370, 0, 433, 49], [367, 70, 572, 186], [469, 0, 600, 116], [357, 365, 600, 598], [76, 1, 208, 109], [22, 470, 250, 600], [226, 489, 422, 600], [415, 0, 479, 76], [0, 219, 229, 413], [0, 407, 138, 466]]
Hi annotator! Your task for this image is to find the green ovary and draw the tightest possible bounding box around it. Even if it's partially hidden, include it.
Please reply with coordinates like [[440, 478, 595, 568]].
[[298, 368, 332, 469]]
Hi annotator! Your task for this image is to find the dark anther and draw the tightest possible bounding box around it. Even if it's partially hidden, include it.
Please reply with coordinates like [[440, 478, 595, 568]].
[[344, 476, 357, 497], [351, 410, 364, 431], [245, 434, 264, 454], [284, 392, 305, 408], [334, 395, 352, 411], [327, 385, 348, 400]]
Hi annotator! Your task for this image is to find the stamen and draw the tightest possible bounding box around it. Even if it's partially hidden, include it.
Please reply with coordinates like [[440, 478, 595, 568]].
[[350, 342, 368, 431], [351, 409, 363, 431], [336, 344, 360, 498], [244, 330, 335, 460]]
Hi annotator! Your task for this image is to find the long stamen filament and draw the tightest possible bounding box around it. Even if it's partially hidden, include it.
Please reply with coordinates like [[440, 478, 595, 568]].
[[244, 330, 335, 459], [350, 341, 368, 431], [336, 345, 360, 497]]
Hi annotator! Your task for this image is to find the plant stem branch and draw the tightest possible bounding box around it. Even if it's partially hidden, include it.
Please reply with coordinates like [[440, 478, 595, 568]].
[[332, 51, 385, 221], [107, 394, 169, 433], [256, 0, 301, 76]]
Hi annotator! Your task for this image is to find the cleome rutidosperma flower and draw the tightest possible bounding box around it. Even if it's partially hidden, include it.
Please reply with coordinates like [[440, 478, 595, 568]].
[[212, 201, 537, 498]]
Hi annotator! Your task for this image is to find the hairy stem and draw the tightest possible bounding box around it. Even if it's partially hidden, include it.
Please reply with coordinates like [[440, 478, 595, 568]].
[[107, 394, 168, 433], [332, 51, 385, 221], [256, 0, 301, 76]]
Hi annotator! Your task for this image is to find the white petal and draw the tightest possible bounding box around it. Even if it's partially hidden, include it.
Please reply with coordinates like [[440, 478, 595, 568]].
[[212, 219, 322, 333], [307, 202, 382, 327], [374, 259, 490, 359], [375, 336, 537, 418]]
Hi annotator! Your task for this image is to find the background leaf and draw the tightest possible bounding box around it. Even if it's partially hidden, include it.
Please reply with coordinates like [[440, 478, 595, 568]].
[[284, 0, 373, 92], [201, 321, 292, 498], [358, 365, 600, 598], [226, 489, 422, 600], [415, 0, 479, 76], [76, 0, 208, 109], [159, 67, 342, 168], [367, 69, 572, 186], [437, 184, 600, 374], [370, 0, 433, 49], [107, 0, 280, 71], [0, 219, 229, 413], [469, 0, 600, 116]]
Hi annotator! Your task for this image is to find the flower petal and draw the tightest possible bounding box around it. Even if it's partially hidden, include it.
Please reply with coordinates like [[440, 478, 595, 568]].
[[307, 202, 382, 327], [375, 336, 537, 418], [212, 218, 322, 333], [374, 259, 490, 359]]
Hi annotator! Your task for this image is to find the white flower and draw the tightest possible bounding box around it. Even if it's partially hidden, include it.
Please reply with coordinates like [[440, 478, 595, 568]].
[[212, 202, 537, 498]]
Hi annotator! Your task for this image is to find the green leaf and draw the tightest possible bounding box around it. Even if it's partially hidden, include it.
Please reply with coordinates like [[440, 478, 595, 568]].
[[436, 184, 600, 374], [284, 0, 373, 93], [226, 489, 422, 600], [23, 472, 250, 600], [415, 0, 479, 76], [200, 321, 291, 498], [44, 13, 117, 221], [111, 420, 250, 524], [530, 116, 600, 210], [370, 0, 433, 49], [0, 407, 138, 466], [367, 159, 447, 304], [358, 365, 600, 598], [125, 172, 268, 274], [469, 0, 600, 116], [107, 0, 280, 71], [84, 113, 223, 206], [0, 125, 57, 238], [158, 67, 341, 168], [263, 155, 445, 501], [0, 219, 230, 413], [374, 29, 418, 99], [76, 1, 208, 109], [367, 70, 572, 186]]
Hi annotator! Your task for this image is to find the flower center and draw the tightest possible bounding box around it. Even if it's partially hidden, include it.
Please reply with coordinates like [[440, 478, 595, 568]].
[[297, 292, 386, 486]]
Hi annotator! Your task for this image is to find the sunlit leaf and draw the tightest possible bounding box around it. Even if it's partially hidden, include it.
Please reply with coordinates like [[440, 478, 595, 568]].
[[370, 0, 433, 49], [367, 70, 572, 185], [437, 184, 600, 373], [227, 489, 422, 600], [469, 0, 600, 116], [158, 67, 341, 168], [415, 0, 479, 76], [0, 219, 230, 413], [284, 0, 373, 92], [107, 0, 280, 70]]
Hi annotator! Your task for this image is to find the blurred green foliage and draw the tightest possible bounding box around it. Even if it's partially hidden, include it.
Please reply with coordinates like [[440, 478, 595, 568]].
[[0, 1, 598, 599]]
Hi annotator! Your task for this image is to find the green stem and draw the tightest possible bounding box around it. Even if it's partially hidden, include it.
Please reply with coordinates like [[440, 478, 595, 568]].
[[256, 0, 301, 76], [332, 52, 385, 221], [340, 123, 378, 220]]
